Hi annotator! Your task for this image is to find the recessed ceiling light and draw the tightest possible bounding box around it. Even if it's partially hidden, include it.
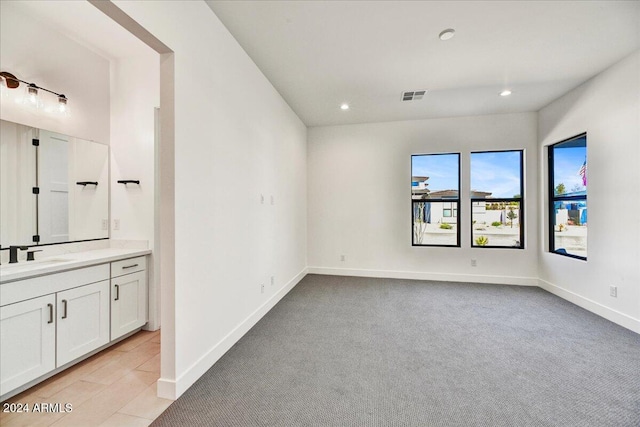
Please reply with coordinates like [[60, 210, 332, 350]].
[[500, 90, 512, 97], [439, 29, 455, 41], [340, 103, 349, 110]]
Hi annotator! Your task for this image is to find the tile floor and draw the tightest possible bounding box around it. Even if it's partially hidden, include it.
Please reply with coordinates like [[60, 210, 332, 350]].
[[1, 330, 170, 427]]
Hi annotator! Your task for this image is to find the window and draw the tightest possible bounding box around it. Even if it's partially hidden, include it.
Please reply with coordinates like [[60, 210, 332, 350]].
[[411, 153, 460, 247], [442, 202, 457, 218], [470, 150, 524, 248], [549, 134, 587, 259]]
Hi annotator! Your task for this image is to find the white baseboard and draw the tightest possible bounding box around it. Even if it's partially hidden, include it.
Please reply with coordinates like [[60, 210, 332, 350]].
[[157, 378, 176, 400], [307, 266, 538, 287], [538, 279, 640, 334], [164, 267, 308, 400]]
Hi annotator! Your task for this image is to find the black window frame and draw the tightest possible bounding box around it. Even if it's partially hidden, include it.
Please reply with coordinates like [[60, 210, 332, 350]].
[[411, 152, 461, 248], [470, 149, 525, 250], [548, 133, 587, 261]]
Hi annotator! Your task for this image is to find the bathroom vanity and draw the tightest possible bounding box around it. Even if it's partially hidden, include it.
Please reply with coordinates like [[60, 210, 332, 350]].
[[0, 248, 150, 400], [0, 119, 154, 401]]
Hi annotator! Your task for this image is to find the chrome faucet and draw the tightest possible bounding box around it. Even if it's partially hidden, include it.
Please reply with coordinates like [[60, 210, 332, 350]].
[[9, 246, 28, 264]]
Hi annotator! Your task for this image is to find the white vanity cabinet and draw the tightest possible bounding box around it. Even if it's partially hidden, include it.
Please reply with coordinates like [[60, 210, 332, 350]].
[[0, 294, 56, 396], [0, 264, 109, 397], [0, 250, 149, 400], [111, 256, 147, 340]]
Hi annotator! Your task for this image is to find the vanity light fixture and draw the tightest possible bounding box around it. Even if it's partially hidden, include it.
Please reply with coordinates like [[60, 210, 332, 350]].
[[500, 90, 512, 97], [0, 71, 69, 115], [439, 29, 455, 41]]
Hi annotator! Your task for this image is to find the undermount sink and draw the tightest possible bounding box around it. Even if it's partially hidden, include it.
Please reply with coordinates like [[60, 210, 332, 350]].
[[1, 258, 71, 270], [31, 258, 71, 265]]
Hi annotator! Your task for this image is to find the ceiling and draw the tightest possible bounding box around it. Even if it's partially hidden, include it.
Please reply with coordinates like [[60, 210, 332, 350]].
[[206, 1, 640, 127], [5, 1, 639, 128], [5, 1, 151, 61]]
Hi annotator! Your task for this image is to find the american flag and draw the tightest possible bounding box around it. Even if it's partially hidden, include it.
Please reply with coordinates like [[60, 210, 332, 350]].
[[578, 160, 587, 186]]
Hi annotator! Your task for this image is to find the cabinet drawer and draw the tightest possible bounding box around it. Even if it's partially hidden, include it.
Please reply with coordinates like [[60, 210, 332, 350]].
[[0, 264, 110, 307], [111, 256, 146, 277]]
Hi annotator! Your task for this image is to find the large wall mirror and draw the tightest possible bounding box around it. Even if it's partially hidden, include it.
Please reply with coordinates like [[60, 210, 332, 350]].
[[1, 119, 109, 248]]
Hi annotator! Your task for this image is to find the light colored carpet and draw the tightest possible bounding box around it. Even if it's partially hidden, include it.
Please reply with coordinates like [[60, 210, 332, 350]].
[[152, 274, 640, 426]]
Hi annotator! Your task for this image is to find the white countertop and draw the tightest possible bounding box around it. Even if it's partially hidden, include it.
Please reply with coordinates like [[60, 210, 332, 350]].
[[0, 248, 151, 283]]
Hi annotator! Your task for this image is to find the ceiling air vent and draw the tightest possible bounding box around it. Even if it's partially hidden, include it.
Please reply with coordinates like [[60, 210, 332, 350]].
[[402, 90, 427, 101]]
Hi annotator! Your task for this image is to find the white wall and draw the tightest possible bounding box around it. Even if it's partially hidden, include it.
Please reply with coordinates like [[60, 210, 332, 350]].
[[70, 138, 109, 241], [110, 53, 158, 244], [109, 51, 160, 329], [308, 113, 538, 285], [113, 0, 308, 399], [0, 1, 110, 143], [538, 51, 640, 332]]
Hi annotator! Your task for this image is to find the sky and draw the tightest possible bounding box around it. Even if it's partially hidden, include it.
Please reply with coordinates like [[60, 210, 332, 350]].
[[412, 153, 459, 193], [412, 151, 523, 198], [553, 145, 587, 193], [470, 151, 522, 198]]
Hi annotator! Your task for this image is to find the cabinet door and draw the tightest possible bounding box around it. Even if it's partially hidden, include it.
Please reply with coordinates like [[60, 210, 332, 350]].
[[0, 294, 56, 396], [111, 270, 147, 340], [56, 280, 110, 367]]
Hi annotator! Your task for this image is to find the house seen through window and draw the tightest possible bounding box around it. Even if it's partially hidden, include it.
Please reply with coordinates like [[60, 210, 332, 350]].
[[470, 150, 524, 248], [411, 153, 460, 247]]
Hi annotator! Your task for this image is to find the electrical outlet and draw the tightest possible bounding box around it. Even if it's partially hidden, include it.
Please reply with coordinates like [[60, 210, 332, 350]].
[[610, 286, 617, 297], [270, 276, 274, 286], [114, 219, 120, 230], [261, 284, 265, 294], [471, 259, 477, 267], [340, 255, 345, 262], [102, 219, 108, 230]]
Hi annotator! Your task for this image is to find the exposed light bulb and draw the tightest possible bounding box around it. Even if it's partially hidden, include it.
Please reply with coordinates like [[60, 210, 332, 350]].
[[58, 94, 69, 115], [24, 83, 40, 109], [500, 90, 512, 97], [340, 103, 349, 110]]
